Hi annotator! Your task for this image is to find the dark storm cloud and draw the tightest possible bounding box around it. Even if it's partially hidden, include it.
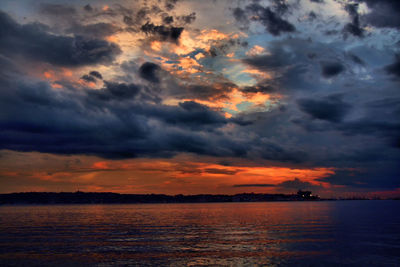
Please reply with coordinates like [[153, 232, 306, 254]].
[[321, 61, 345, 78], [347, 53, 365, 65], [233, 7, 247, 22], [294, 91, 400, 151], [233, 3, 295, 36], [66, 23, 120, 39], [385, 55, 400, 78], [89, 71, 103, 80], [352, 100, 400, 142], [242, 41, 320, 93], [103, 81, 143, 99], [248, 5, 295, 36], [123, 15, 135, 26], [241, 39, 328, 95], [0, 62, 306, 160], [366, 97, 400, 109], [243, 53, 290, 71], [202, 38, 246, 58], [176, 12, 196, 24], [310, 0, 324, 3], [240, 37, 399, 169], [337, 120, 400, 144], [176, 101, 226, 125], [0, 69, 260, 159], [308, 11, 317, 20], [277, 178, 321, 190], [163, 16, 174, 24], [88, 81, 141, 101], [358, 0, 400, 29], [0, 11, 121, 67], [0, 80, 173, 157], [317, 167, 400, 189], [83, 4, 93, 12], [39, 3, 77, 16], [343, 3, 364, 37], [81, 71, 103, 83], [134, 101, 229, 130], [297, 95, 352, 123], [238, 34, 400, 180], [0, 55, 19, 78], [271, 0, 289, 15], [343, 20, 364, 38], [140, 22, 184, 42], [165, 0, 179, 11], [139, 62, 161, 83], [80, 74, 96, 83], [241, 84, 276, 94], [256, 140, 307, 163], [123, 7, 152, 27], [293, 113, 400, 153]]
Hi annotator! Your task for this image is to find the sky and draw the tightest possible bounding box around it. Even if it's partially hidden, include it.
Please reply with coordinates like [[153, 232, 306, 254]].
[[0, 0, 399, 197]]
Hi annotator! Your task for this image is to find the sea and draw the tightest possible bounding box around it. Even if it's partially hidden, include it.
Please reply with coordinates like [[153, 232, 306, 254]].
[[0, 201, 399, 266]]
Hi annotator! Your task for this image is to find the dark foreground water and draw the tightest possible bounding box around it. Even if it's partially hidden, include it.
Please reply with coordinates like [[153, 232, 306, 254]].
[[0, 201, 399, 266]]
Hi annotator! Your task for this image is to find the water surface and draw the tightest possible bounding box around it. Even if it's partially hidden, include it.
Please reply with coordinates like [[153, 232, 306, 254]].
[[0, 201, 399, 266]]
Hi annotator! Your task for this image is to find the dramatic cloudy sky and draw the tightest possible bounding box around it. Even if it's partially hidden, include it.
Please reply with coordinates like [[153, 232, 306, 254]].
[[0, 0, 399, 197]]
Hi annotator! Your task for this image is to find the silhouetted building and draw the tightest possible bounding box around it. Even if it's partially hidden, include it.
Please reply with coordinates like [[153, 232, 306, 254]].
[[296, 190, 320, 200], [297, 190, 312, 198]]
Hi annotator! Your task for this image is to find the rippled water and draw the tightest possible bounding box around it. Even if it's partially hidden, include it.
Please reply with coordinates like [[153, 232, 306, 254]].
[[0, 201, 399, 266]]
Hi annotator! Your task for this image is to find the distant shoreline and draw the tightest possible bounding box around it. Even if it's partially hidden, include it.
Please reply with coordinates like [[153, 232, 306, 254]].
[[0, 191, 397, 205]]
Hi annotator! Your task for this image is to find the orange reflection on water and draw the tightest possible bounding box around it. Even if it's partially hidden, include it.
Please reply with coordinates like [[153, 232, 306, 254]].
[[0, 202, 336, 266]]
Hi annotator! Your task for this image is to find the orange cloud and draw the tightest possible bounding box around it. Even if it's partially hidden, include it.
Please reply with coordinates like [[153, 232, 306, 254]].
[[78, 79, 96, 88], [224, 112, 233, 118], [39, 68, 83, 89], [195, 53, 205, 60], [197, 29, 230, 42], [223, 88, 276, 113], [43, 71, 54, 79], [246, 45, 269, 57], [242, 67, 272, 80], [106, 35, 118, 42], [150, 41, 162, 51], [173, 29, 232, 55], [177, 57, 202, 74], [172, 86, 279, 116], [92, 161, 112, 170], [62, 68, 73, 77], [51, 83, 62, 89]]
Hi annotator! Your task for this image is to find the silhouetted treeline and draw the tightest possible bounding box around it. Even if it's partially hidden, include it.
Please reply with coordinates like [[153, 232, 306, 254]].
[[0, 191, 320, 205]]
